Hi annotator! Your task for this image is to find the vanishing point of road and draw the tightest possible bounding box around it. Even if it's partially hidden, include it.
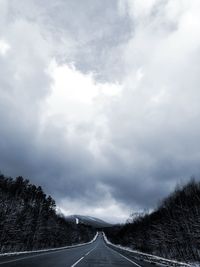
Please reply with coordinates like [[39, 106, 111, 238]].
[[0, 233, 154, 267]]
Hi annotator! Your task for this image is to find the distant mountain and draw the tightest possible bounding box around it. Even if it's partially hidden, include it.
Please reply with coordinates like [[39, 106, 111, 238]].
[[65, 215, 113, 228]]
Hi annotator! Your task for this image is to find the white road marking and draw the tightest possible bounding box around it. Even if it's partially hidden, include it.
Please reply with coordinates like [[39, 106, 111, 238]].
[[0, 233, 99, 265], [105, 244, 142, 267], [70, 245, 97, 267], [0, 244, 96, 266], [85, 247, 96, 256], [71, 256, 84, 267], [0, 235, 99, 265]]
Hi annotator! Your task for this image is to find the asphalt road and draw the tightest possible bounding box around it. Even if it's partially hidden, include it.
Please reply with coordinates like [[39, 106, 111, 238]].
[[0, 233, 154, 267]]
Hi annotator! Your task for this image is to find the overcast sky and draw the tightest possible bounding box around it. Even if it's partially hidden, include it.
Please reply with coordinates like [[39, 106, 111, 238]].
[[0, 0, 200, 223]]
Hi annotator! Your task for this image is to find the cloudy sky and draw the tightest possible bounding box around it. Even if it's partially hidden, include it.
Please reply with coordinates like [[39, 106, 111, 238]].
[[0, 0, 200, 223]]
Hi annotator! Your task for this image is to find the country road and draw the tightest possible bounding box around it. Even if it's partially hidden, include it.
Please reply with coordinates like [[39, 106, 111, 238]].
[[0, 233, 155, 267]]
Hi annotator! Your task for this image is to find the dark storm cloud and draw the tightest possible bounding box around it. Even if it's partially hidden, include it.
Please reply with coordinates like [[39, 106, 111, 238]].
[[0, 0, 200, 222]]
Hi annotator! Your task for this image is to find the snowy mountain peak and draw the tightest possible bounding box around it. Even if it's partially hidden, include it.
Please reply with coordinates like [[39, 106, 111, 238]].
[[65, 215, 113, 228]]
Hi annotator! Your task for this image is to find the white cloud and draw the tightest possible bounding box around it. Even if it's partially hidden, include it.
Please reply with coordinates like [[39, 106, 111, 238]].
[[0, 39, 10, 55], [42, 59, 122, 157], [121, 0, 158, 19], [58, 183, 131, 223], [60, 200, 130, 224]]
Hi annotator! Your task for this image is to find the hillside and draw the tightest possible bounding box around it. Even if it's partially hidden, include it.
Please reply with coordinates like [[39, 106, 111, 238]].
[[105, 179, 200, 263], [65, 215, 113, 228], [0, 174, 95, 253]]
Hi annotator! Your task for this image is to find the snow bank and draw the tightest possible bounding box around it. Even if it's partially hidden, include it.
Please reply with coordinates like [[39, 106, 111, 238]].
[[103, 232, 193, 267], [0, 232, 98, 257]]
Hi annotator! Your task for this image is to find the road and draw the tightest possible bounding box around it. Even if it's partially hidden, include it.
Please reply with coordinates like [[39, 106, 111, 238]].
[[0, 233, 154, 267]]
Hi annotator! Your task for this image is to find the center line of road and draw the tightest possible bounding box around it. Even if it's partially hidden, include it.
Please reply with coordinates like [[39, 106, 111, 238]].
[[85, 246, 96, 256], [71, 256, 84, 267], [70, 246, 97, 267]]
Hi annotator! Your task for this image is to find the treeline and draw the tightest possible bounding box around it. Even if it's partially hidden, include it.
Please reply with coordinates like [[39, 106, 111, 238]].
[[0, 174, 95, 252], [105, 179, 200, 262]]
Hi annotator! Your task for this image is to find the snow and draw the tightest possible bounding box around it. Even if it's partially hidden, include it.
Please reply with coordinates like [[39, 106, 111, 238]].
[[0, 232, 98, 257], [103, 233, 193, 267], [87, 216, 99, 221]]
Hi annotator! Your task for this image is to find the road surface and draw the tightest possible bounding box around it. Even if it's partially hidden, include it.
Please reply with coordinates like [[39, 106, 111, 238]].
[[0, 233, 154, 267]]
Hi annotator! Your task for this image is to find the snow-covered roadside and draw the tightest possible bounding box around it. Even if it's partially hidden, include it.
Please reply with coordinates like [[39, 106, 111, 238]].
[[103, 232, 193, 267], [0, 232, 98, 257]]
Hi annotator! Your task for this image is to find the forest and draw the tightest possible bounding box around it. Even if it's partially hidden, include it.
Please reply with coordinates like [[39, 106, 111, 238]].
[[1, 172, 200, 263], [0, 173, 95, 252], [105, 179, 200, 263]]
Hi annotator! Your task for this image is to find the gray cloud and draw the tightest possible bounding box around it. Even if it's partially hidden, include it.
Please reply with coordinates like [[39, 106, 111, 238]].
[[0, 0, 200, 223]]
